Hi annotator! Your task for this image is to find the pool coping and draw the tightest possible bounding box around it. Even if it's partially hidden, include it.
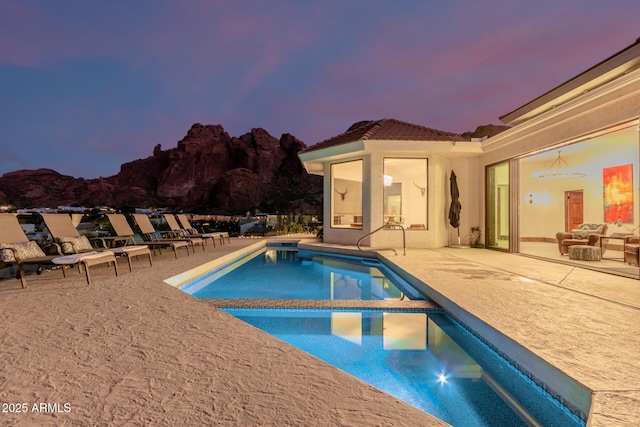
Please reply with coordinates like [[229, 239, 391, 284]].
[[164, 240, 266, 288]]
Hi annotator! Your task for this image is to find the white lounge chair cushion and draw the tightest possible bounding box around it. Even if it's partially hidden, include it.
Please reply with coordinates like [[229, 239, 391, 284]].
[[0, 241, 47, 263], [58, 236, 94, 254]]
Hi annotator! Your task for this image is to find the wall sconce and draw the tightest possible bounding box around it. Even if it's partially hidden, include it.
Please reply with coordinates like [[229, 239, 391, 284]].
[[525, 191, 549, 205], [384, 175, 393, 186]]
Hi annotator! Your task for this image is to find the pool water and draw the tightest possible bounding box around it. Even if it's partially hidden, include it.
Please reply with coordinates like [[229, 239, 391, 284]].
[[186, 249, 424, 300], [223, 308, 585, 427], [181, 247, 585, 426]]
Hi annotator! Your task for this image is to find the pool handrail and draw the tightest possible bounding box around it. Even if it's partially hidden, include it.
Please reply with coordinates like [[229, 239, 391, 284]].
[[357, 222, 406, 255]]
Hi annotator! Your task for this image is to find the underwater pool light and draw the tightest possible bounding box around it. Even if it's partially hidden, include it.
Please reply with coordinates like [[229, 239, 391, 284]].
[[437, 372, 448, 384]]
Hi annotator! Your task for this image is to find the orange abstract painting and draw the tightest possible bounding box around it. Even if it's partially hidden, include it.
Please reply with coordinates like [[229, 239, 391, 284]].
[[603, 164, 634, 223]]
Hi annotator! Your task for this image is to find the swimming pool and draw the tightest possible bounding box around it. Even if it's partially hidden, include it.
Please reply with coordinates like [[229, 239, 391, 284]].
[[183, 249, 424, 300], [223, 308, 584, 427], [177, 245, 585, 426]]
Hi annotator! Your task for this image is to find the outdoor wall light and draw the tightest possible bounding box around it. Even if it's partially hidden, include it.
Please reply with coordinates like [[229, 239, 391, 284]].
[[532, 150, 586, 180]]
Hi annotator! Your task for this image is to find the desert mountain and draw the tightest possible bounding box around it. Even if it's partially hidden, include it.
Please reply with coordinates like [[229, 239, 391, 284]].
[[0, 123, 323, 214]]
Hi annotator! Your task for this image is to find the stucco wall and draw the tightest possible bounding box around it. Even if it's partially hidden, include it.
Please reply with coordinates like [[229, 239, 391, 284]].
[[448, 156, 482, 246], [481, 74, 640, 167]]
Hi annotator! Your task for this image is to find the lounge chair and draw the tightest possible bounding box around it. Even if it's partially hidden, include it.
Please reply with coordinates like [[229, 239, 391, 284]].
[[41, 213, 152, 271], [176, 214, 231, 247], [0, 213, 117, 287], [106, 214, 190, 259], [161, 214, 207, 250], [133, 214, 204, 252]]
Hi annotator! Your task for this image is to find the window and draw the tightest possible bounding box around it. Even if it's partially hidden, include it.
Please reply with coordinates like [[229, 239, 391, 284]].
[[331, 160, 363, 229], [383, 158, 428, 229]]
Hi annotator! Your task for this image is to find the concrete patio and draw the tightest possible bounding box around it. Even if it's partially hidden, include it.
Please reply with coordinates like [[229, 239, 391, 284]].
[[0, 236, 637, 426]]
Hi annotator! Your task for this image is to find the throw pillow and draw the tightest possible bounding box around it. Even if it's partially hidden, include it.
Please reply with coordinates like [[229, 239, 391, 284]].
[[572, 224, 604, 239], [0, 241, 46, 263], [571, 229, 590, 239], [57, 236, 94, 254], [0, 248, 15, 263]]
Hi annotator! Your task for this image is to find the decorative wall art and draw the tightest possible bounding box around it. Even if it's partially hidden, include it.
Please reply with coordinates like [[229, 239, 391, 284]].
[[603, 163, 634, 223]]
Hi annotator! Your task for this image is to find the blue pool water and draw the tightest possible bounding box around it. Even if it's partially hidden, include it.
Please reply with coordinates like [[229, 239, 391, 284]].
[[223, 308, 585, 427], [186, 249, 424, 300], [182, 247, 585, 426]]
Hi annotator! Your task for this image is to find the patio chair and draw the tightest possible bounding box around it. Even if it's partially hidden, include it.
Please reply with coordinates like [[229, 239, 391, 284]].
[[0, 213, 117, 287], [157, 214, 206, 251], [128, 214, 199, 256], [555, 223, 608, 255], [176, 214, 230, 247], [107, 214, 190, 259], [41, 213, 152, 271]]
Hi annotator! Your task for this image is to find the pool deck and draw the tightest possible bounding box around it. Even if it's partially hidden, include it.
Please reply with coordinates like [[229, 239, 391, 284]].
[[0, 236, 638, 426]]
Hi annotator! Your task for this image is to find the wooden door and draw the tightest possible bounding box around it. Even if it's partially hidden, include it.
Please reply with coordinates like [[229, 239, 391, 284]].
[[565, 190, 583, 231]]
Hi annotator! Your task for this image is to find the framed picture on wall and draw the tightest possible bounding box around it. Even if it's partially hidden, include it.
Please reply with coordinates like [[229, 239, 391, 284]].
[[603, 163, 633, 223]]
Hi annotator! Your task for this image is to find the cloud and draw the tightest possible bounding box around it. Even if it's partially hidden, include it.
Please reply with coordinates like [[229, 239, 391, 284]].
[[1, 0, 639, 178]]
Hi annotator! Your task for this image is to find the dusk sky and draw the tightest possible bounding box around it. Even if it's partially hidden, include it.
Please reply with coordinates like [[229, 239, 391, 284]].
[[1, 1, 638, 179]]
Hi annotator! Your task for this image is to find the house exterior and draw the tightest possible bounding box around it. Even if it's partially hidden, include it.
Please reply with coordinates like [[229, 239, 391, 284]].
[[298, 119, 483, 249], [299, 38, 640, 264], [481, 39, 640, 258]]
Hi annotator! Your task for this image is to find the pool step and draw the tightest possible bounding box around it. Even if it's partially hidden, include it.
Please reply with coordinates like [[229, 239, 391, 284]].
[[204, 298, 440, 310]]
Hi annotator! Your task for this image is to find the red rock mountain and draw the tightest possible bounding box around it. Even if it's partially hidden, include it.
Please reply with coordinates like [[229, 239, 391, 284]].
[[0, 123, 323, 214]]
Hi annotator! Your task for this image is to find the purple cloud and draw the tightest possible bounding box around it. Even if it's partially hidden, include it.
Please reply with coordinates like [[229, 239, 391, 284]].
[[0, 0, 638, 178]]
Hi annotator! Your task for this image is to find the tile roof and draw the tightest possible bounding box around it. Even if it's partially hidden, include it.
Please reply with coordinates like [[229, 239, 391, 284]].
[[300, 119, 469, 153]]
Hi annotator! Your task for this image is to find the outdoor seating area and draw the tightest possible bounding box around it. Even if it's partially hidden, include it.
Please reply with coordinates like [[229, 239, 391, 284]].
[[0, 212, 235, 288], [130, 213, 202, 254], [176, 214, 231, 246], [41, 213, 152, 272], [112, 214, 192, 259], [0, 213, 119, 287]]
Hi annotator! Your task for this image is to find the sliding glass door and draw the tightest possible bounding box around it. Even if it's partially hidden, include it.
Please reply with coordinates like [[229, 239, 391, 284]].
[[486, 162, 510, 250]]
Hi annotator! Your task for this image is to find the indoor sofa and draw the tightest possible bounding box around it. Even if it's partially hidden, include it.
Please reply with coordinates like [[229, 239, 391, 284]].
[[555, 223, 608, 255]]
